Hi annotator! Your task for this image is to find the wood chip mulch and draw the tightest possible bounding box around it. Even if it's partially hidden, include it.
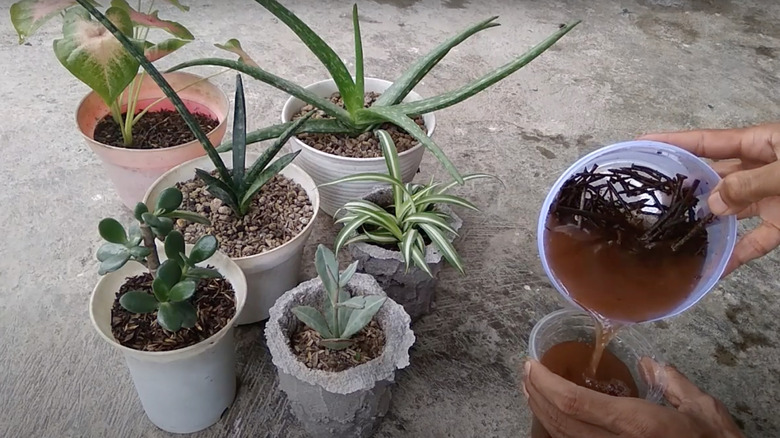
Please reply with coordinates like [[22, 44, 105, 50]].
[[110, 272, 236, 352], [94, 109, 218, 149], [291, 319, 386, 372]]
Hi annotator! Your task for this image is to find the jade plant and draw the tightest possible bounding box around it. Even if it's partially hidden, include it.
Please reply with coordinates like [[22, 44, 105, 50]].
[[322, 130, 495, 276], [10, 0, 194, 146], [97, 186, 222, 331], [292, 245, 386, 350], [167, 0, 580, 183]]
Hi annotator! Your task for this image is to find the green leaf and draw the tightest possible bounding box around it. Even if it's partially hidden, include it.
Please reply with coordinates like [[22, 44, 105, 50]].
[[393, 21, 581, 116], [119, 290, 159, 313], [405, 212, 458, 235], [291, 305, 334, 339], [334, 215, 371, 254], [362, 228, 399, 244], [245, 111, 314, 185], [127, 223, 142, 245], [141, 212, 160, 227], [161, 209, 210, 225], [167, 280, 196, 302], [400, 229, 419, 268], [336, 296, 368, 309], [144, 37, 190, 62], [254, 0, 359, 113], [419, 223, 464, 274], [99, 218, 128, 243], [341, 296, 386, 339], [375, 16, 500, 106], [111, 0, 194, 39], [97, 242, 129, 262], [156, 259, 182, 289], [375, 129, 404, 209], [98, 252, 131, 275], [352, 3, 364, 105], [231, 74, 247, 193], [218, 118, 349, 152], [339, 260, 358, 288], [358, 106, 463, 184], [133, 202, 148, 221], [173, 301, 198, 328], [189, 235, 218, 264], [150, 216, 174, 238], [157, 302, 182, 331], [152, 277, 170, 302], [53, 7, 140, 106], [194, 168, 240, 213], [105, 6, 133, 35], [129, 245, 151, 259], [10, 0, 93, 43], [344, 206, 403, 240], [185, 267, 222, 279], [410, 244, 433, 277], [315, 245, 340, 305], [336, 288, 353, 335], [164, 230, 186, 266], [240, 151, 301, 212], [214, 38, 258, 67], [156, 187, 183, 213]]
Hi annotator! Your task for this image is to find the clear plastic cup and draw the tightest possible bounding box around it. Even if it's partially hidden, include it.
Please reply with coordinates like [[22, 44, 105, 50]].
[[536, 140, 738, 323]]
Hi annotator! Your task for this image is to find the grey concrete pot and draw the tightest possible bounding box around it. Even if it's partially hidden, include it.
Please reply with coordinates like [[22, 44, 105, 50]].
[[265, 273, 415, 438], [348, 187, 463, 320]]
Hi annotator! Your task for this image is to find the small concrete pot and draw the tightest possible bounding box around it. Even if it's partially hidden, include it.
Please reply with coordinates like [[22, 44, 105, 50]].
[[266, 273, 415, 438], [348, 188, 462, 320], [77, 72, 229, 209]]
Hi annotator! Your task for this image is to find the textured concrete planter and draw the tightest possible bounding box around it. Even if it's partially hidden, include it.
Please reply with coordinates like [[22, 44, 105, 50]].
[[348, 188, 462, 320], [266, 273, 415, 438]]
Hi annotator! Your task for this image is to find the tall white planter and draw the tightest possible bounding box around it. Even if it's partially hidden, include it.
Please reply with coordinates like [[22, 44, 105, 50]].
[[89, 246, 247, 434], [145, 152, 320, 324], [281, 78, 436, 217]]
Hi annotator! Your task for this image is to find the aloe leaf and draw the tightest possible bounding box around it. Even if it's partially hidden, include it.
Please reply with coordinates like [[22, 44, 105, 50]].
[[291, 305, 334, 339], [156, 187, 183, 213], [98, 218, 128, 243], [162, 210, 211, 225], [167, 280, 196, 302], [189, 235, 218, 264], [358, 106, 463, 184], [111, 0, 194, 39], [334, 215, 371, 254], [119, 290, 159, 314], [157, 302, 182, 331], [10, 0, 98, 43], [419, 223, 464, 274], [239, 151, 300, 212], [339, 260, 358, 288], [214, 38, 258, 67], [98, 252, 131, 275], [352, 4, 364, 105], [144, 37, 190, 62], [168, 58, 352, 124], [164, 230, 186, 266], [232, 74, 247, 193], [340, 296, 386, 339], [194, 168, 240, 213], [53, 7, 140, 106], [394, 21, 581, 115], [375, 16, 500, 106], [406, 212, 458, 235], [245, 111, 314, 184], [254, 0, 359, 112], [218, 118, 348, 152]]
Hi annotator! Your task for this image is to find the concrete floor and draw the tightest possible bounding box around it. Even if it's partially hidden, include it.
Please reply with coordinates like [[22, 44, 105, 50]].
[[2, 0, 780, 436]]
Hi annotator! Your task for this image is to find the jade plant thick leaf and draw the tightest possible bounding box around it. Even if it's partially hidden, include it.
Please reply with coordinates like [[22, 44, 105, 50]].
[[167, 0, 581, 183], [97, 187, 222, 332], [322, 130, 496, 276], [292, 245, 386, 350], [9, 0, 194, 146]]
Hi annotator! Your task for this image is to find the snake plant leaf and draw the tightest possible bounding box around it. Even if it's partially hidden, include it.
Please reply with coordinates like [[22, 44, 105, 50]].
[[167, 280, 196, 302], [240, 150, 301, 213], [156, 187, 183, 213], [194, 168, 240, 212], [339, 260, 359, 288], [144, 37, 190, 62], [419, 223, 464, 274], [157, 302, 182, 331], [375, 16, 500, 107], [214, 38, 258, 67], [254, 0, 359, 113], [164, 230, 186, 266], [340, 295, 385, 339], [393, 21, 581, 116], [53, 7, 140, 106], [174, 301, 198, 329], [231, 74, 247, 193], [189, 235, 218, 264], [98, 252, 131, 274], [245, 111, 314, 184], [352, 4, 364, 105], [119, 290, 159, 314], [185, 267, 222, 279], [99, 218, 128, 243], [161, 0, 189, 11], [156, 259, 182, 290], [291, 306, 333, 339], [218, 118, 348, 152], [97, 242, 128, 262], [9, 0, 98, 43], [111, 0, 194, 39]]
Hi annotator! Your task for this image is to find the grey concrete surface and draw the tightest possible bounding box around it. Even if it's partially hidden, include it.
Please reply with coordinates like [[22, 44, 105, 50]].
[[2, 0, 780, 437]]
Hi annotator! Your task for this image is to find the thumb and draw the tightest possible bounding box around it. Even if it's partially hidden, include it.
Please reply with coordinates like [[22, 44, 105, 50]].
[[709, 160, 780, 215], [659, 364, 705, 408]]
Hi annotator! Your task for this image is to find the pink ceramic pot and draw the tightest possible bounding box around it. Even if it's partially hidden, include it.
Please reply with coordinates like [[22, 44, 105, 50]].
[[76, 72, 229, 209]]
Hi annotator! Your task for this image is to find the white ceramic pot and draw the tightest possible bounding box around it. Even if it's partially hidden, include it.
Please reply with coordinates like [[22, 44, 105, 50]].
[[77, 72, 230, 210], [89, 245, 247, 434], [280, 78, 436, 217], [144, 152, 320, 324]]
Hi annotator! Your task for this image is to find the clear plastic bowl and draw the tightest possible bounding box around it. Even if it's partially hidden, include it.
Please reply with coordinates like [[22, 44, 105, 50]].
[[536, 140, 738, 323], [528, 308, 667, 402]]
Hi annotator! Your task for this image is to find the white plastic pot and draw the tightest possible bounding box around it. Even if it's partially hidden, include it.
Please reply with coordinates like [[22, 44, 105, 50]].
[[89, 246, 247, 434], [280, 78, 436, 217], [144, 152, 320, 324], [77, 72, 230, 210]]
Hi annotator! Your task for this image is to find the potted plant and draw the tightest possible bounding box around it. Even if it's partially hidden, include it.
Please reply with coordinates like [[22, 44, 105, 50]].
[[266, 244, 415, 438], [321, 130, 495, 320], [90, 186, 247, 433], [10, 0, 229, 208], [169, 0, 580, 216]]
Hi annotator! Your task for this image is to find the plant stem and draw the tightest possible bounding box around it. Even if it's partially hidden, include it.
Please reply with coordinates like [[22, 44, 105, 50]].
[[140, 224, 160, 276]]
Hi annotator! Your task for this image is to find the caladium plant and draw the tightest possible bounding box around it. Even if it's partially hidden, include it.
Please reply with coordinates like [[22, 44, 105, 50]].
[[97, 186, 222, 332], [9, 0, 194, 147], [292, 245, 386, 351]]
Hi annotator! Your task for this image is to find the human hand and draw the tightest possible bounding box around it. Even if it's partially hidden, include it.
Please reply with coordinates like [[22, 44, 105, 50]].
[[640, 124, 780, 275], [522, 359, 744, 438]]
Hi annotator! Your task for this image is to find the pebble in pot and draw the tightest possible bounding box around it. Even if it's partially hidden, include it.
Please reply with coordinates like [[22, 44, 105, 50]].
[[266, 245, 415, 438]]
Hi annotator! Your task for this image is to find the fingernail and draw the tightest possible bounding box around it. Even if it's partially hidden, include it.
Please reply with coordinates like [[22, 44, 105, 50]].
[[524, 360, 531, 376], [522, 382, 530, 399], [709, 192, 729, 215]]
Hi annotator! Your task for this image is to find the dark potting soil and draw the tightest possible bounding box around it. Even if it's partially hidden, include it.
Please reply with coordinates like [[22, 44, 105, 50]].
[[291, 319, 386, 372], [93, 109, 218, 149], [292, 91, 427, 158], [174, 172, 314, 258], [110, 272, 236, 352]]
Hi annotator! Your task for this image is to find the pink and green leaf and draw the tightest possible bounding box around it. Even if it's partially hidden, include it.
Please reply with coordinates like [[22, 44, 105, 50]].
[[144, 37, 190, 62], [111, 0, 193, 39], [214, 38, 258, 68], [10, 0, 99, 43]]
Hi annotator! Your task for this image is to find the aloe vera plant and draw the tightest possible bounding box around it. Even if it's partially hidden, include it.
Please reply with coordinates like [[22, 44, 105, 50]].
[[167, 0, 580, 184], [97, 187, 222, 331], [10, 0, 194, 147], [291, 245, 386, 350], [322, 130, 495, 276]]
